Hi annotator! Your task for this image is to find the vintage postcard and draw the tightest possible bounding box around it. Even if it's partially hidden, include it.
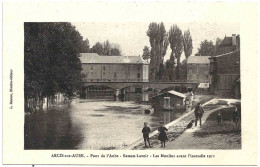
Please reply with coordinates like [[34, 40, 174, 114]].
[[2, 1, 258, 166]]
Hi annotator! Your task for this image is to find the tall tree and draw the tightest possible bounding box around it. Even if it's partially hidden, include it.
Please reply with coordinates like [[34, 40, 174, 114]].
[[197, 40, 215, 56], [147, 22, 168, 81], [142, 46, 151, 62], [24, 22, 84, 111], [183, 29, 193, 59], [168, 24, 183, 79]]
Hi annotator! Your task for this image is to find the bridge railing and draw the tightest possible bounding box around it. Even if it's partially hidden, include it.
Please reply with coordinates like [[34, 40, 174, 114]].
[[83, 79, 150, 83]]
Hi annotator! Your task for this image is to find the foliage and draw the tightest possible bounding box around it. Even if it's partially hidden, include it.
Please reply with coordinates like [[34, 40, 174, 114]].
[[82, 38, 90, 52], [142, 46, 151, 61], [183, 29, 193, 59], [146, 22, 169, 81], [197, 40, 215, 56], [168, 24, 183, 79], [178, 59, 187, 81], [164, 59, 175, 81], [90, 40, 121, 56], [24, 22, 85, 110]]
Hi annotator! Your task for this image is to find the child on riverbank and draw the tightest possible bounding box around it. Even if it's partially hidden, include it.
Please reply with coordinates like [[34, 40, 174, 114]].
[[158, 121, 168, 148], [142, 122, 151, 148], [217, 111, 222, 125]]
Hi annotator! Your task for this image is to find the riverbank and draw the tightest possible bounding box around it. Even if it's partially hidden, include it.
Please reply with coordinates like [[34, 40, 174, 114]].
[[124, 95, 215, 150], [129, 98, 241, 150]]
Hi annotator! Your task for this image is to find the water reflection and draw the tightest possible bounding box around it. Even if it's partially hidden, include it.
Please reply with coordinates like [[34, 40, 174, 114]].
[[25, 92, 187, 150], [24, 106, 84, 149]]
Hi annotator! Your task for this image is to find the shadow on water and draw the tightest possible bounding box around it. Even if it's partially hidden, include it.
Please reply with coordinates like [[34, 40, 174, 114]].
[[24, 91, 189, 150], [24, 106, 84, 150]]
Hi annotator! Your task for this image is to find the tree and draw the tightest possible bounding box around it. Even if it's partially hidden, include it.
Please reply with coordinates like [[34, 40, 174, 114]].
[[183, 29, 193, 59], [168, 24, 183, 79], [147, 22, 168, 81], [24, 22, 84, 111], [179, 59, 187, 81], [90, 40, 121, 56], [142, 46, 151, 62], [165, 59, 176, 81], [103, 40, 111, 55], [110, 43, 122, 56], [91, 42, 104, 55], [82, 38, 90, 52], [197, 40, 215, 56]]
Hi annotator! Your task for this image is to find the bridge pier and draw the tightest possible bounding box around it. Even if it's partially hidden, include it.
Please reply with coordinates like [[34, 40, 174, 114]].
[[114, 88, 126, 97], [114, 89, 120, 97]]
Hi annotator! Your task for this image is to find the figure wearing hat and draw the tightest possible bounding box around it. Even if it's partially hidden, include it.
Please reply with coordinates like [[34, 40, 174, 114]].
[[158, 121, 168, 148], [142, 122, 151, 148]]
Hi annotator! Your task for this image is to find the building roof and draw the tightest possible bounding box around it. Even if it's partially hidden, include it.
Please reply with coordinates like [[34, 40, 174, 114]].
[[152, 90, 186, 99], [79, 53, 148, 64], [187, 56, 210, 64], [209, 50, 240, 59]]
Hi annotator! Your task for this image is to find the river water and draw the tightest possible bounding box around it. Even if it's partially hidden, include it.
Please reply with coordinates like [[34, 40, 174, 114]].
[[24, 92, 185, 150]]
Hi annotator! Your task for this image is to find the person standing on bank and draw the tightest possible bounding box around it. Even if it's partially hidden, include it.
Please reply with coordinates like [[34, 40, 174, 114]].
[[158, 121, 168, 148], [142, 122, 151, 148], [232, 107, 239, 129], [194, 103, 204, 126]]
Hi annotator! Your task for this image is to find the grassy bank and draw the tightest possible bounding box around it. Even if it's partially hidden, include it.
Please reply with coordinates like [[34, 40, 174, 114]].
[[193, 106, 241, 149]]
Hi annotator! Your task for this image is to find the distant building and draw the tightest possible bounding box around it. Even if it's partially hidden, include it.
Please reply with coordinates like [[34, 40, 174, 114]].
[[209, 50, 240, 98], [187, 56, 210, 83], [214, 34, 240, 55], [152, 90, 187, 111], [79, 53, 149, 82]]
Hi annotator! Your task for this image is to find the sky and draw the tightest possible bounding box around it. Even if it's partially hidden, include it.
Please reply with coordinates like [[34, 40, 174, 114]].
[[72, 22, 239, 62]]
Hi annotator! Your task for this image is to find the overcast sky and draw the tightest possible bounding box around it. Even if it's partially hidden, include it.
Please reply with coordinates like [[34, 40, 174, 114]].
[[72, 22, 239, 61]]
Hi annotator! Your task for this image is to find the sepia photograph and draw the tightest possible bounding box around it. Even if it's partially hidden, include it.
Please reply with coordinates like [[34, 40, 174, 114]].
[[3, 1, 257, 165], [24, 22, 241, 150]]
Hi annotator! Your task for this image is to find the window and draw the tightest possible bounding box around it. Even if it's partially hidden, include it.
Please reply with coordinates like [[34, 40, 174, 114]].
[[91, 66, 93, 70], [114, 72, 117, 78], [189, 70, 192, 74], [196, 75, 199, 79], [103, 66, 105, 70], [85, 72, 88, 78], [103, 72, 105, 76], [91, 72, 93, 78], [137, 73, 140, 79], [206, 75, 209, 79], [137, 66, 141, 71]]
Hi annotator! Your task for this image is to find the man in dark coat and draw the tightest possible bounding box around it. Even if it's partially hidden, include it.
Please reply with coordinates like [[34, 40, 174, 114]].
[[142, 122, 151, 148], [194, 103, 204, 126]]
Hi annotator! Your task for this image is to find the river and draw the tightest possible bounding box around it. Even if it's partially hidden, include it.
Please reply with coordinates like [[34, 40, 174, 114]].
[[24, 92, 185, 150]]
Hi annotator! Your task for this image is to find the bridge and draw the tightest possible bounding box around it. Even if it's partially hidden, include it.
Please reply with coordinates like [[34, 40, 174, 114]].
[[82, 81, 198, 96]]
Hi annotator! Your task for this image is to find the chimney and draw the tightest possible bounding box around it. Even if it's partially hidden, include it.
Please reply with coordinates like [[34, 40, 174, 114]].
[[232, 34, 236, 46]]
